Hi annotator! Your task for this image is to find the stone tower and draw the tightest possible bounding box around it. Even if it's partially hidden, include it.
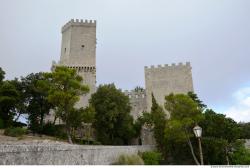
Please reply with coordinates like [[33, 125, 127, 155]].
[[58, 19, 97, 108], [144, 62, 194, 117]]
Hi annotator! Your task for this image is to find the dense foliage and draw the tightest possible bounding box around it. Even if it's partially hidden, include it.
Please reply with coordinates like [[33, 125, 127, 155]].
[[164, 93, 203, 165], [44, 66, 89, 143], [239, 122, 250, 139], [140, 151, 161, 165], [21, 73, 53, 133], [90, 84, 135, 145]]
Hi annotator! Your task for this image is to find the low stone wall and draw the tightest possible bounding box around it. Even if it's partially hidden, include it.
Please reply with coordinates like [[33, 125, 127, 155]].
[[0, 144, 155, 165]]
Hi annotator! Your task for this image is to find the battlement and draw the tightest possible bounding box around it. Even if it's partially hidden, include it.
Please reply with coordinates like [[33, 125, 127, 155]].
[[124, 88, 146, 99], [62, 19, 96, 33], [51, 62, 96, 73], [144, 62, 191, 70]]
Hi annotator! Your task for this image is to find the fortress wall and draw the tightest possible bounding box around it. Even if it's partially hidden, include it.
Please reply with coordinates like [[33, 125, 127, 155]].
[[145, 62, 194, 116], [0, 145, 154, 165], [124, 89, 147, 119], [75, 67, 96, 108]]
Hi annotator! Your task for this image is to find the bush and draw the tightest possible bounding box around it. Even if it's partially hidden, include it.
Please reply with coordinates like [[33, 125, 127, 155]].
[[41, 122, 67, 139], [41, 122, 57, 136], [140, 151, 162, 165], [4, 127, 27, 137], [113, 154, 144, 165]]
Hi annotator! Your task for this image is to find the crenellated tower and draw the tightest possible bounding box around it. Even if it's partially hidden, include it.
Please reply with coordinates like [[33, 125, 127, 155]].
[[57, 19, 97, 108], [144, 62, 194, 117]]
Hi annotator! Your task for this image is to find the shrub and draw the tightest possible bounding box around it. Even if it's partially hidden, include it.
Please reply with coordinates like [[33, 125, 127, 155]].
[[42, 123, 67, 139], [4, 127, 27, 137], [140, 151, 162, 165], [41, 122, 57, 136], [113, 154, 144, 165]]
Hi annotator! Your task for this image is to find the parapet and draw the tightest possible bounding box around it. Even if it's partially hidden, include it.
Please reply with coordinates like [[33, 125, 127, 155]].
[[144, 62, 191, 70], [124, 88, 146, 99], [62, 19, 96, 33]]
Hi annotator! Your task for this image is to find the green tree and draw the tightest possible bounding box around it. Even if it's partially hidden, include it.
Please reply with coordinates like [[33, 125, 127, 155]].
[[0, 67, 5, 83], [187, 91, 207, 109], [0, 68, 27, 127], [69, 106, 95, 143], [200, 109, 241, 165], [239, 122, 250, 139], [0, 81, 19, 127], [22, 73, 53, 133], [90, 84, 135, 145], [150, 94, 167, 158], [9, 78, 27, 122], [164, 93, 203, 165], [44, 66, 89, 143], [229, 140, 250, 165]]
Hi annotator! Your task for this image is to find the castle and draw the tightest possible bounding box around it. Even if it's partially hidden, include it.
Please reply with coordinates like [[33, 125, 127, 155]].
[[48, 19, 194, 144]]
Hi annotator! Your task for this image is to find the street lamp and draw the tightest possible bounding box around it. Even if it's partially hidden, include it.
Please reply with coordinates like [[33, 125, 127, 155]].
[[193, 125, 204, 165]]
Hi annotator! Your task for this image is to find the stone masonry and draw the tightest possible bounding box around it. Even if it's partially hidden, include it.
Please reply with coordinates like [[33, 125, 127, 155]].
[[145, 62, 194, 117], [124, 88, 147, 120], [0, 144, 154, 165]]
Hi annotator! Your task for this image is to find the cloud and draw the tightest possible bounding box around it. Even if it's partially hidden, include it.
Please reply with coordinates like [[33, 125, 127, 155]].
[[222, 87, 250, 122]]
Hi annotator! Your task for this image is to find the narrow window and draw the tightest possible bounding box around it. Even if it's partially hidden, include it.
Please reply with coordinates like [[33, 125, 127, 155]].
[[64, 48, 66, 53]]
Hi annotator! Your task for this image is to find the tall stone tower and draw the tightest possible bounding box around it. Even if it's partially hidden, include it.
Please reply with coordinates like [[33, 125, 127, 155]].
[[144, 62, 194, 117], [57, 19, 97, 108]]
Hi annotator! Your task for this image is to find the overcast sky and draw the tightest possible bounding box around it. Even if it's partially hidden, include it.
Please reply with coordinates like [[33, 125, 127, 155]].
[[0, 0, 250, 122]]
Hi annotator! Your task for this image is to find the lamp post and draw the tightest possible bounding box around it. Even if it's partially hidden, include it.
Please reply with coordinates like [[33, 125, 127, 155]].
[[193, 125, 204, 165]]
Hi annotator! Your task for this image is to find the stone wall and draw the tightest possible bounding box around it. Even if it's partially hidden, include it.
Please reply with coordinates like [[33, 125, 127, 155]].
[[0, 144, 154, 165], [124, 89, 147, 120]]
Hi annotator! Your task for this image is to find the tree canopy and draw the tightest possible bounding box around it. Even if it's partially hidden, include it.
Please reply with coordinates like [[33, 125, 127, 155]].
[[164, 93, 204, 165], [44, 66, 89, 143], [90, 84, 135, 145]]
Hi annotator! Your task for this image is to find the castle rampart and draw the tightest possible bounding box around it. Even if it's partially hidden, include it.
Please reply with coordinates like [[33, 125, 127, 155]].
[[144, 62, 191, 70], [124, 89, 147, 120], [62, 19, 96, 33]]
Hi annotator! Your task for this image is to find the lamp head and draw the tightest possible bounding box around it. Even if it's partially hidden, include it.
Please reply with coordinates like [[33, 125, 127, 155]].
[[193, 125, 202, 138]]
